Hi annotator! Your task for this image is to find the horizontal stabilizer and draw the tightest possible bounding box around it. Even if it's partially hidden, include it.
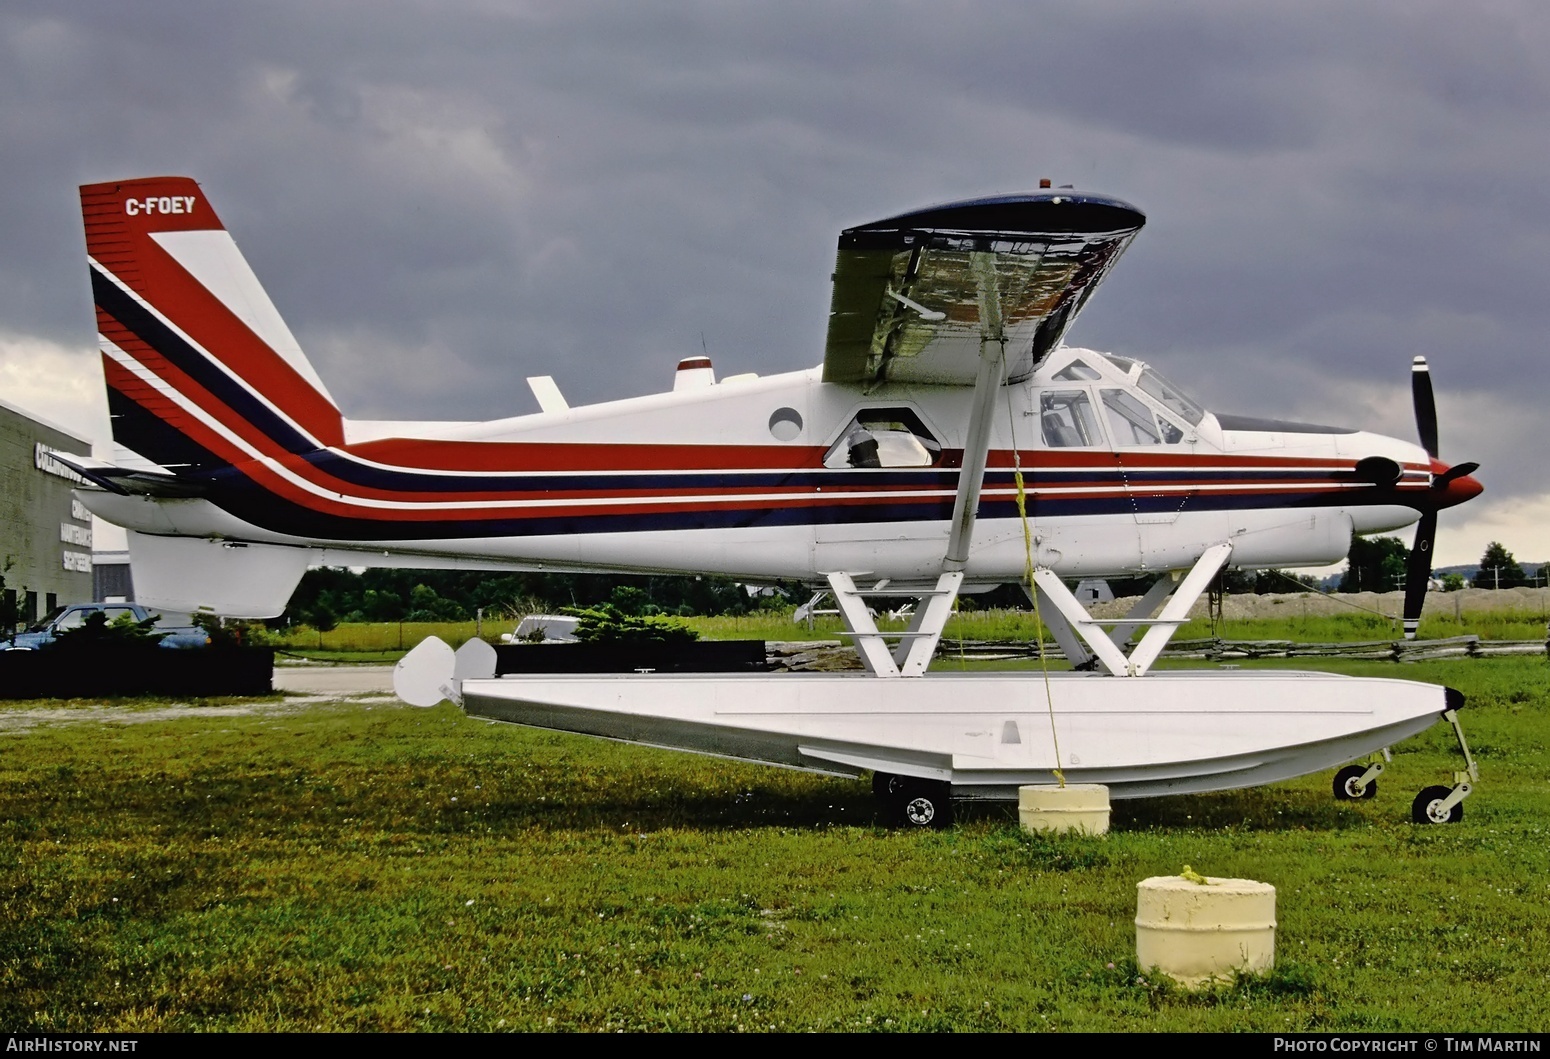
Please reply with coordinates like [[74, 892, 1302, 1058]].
[[50, 453, 210, 498]]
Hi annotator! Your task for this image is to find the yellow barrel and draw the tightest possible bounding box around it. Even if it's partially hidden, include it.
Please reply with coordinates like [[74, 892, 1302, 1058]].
[[1017, 783, 1110, 836], [1135, 875, 1276, 988]]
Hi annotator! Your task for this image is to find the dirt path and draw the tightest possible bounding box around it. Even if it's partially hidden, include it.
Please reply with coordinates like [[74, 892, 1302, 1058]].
[[272, 663, 396, 696], [0, 695, 399, 734], [0, 664, 401, 734]]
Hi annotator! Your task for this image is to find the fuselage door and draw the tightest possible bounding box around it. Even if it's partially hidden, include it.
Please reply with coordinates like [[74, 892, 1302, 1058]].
[[1099, 384, 1194, 525]]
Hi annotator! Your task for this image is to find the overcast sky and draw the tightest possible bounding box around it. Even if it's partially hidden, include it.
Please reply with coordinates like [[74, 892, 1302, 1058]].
[[2, 1, 1544, 567]]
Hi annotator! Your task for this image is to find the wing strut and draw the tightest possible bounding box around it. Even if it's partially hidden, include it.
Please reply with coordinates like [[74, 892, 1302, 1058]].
[[825, 571, 964, 677], [1024, 543, 1233, 676], [943, 251, 1007, 572], [825, 253, 1013, 677]]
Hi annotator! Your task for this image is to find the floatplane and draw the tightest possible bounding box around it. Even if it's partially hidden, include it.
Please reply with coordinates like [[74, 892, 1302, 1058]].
[[67, 176, 1484, 826]]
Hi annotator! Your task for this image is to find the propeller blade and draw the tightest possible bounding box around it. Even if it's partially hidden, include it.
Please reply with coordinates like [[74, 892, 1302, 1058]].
[[1412, 356, 1439, 459], [1434, 461, 1480, 488], [1402, 511, 1437, 640]]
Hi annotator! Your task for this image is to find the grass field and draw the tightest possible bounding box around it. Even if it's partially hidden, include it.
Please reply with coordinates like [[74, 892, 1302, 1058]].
[[2, 651, 1547, 1031], [264, 603, 1550, 659]]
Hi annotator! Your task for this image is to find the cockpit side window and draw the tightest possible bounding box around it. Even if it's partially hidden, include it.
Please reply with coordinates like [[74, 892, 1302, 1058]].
[[1102, 388, 1185, 446], [1040, 390, 1103, 447], [823, 407, 942, 469], [1103, 389, 1189, 446], [1101, 389, 1160, 445]]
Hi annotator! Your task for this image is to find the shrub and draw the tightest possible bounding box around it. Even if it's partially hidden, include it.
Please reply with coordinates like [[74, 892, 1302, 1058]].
[[562, 603, 700, 645]]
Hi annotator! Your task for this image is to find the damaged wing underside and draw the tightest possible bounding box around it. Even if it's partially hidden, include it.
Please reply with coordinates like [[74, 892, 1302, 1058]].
[[822, 191, 1145, 389]]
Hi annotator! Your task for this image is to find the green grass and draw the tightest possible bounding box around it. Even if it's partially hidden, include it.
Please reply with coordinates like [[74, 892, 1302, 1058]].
[[2, 655, 1548, 1031], [686, 603, 1550, 645], [270, 621, 489, 654], [264, 605, 1550, 659], [276, 649, 409, 665], [1170, 608, 1550, 644]]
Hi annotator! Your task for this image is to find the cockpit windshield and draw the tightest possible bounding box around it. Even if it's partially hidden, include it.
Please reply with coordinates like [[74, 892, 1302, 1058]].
[[1135, 367, 1205, 426], [1095, 352, 1205, 426]]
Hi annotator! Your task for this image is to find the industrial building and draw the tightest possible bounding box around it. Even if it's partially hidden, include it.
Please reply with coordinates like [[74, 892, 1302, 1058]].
[[0, 397, 95, 626]]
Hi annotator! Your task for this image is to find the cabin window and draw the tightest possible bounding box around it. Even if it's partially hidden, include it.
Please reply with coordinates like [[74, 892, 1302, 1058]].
[[767, 407, 804, 441], [823, 408, 942, 468], [1039, 390, 1103, 447]]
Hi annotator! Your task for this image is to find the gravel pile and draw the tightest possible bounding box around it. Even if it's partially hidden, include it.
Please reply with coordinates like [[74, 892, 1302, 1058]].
[[1087, 585, 1550, 621]]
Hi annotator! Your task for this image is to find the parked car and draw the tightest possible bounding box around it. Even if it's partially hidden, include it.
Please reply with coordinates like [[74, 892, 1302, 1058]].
[[498, 614, 581, 645], [5, 602, 210, 650]]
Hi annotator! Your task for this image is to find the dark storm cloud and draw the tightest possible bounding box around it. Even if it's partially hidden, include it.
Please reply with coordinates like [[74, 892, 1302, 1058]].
[[1, 0, 1545, 509]]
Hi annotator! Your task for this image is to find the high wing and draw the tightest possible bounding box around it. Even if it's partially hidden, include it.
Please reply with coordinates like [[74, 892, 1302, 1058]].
[[822, 191, 1145, 389]]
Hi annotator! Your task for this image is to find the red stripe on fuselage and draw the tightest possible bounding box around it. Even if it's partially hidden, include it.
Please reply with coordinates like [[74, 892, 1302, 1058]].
[[982, 449, 1358, 471], [347, 437, 832, 472]]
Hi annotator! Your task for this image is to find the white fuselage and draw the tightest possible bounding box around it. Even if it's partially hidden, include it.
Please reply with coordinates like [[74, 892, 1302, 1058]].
[[84, 347, 1430, 587]]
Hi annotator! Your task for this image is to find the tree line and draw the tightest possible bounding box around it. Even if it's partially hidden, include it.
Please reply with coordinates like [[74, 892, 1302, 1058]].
[[276, 538, 1539, 628], [281, 569, 798, 630], [1338, 538, 1538, 593]]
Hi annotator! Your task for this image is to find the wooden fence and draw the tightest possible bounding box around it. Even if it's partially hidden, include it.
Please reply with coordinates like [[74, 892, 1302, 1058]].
[[934, 634, 1548, 663]]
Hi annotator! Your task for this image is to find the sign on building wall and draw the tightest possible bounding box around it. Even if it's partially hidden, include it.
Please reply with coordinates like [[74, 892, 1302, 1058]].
[[1, 403, 95, 623], [34, 443, 88, 484]]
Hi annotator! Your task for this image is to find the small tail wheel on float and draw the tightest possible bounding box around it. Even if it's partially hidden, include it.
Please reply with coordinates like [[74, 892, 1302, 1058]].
[[873, 772, 954, 829], [1333, 764, 1379, 801]]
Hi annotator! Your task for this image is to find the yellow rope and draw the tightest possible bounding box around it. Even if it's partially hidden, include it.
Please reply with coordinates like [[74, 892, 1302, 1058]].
[[1003, 361, 1065, 787]]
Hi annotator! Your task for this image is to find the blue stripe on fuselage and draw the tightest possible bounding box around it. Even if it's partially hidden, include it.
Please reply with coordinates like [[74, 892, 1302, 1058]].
[[301, 449, 1354, 496]]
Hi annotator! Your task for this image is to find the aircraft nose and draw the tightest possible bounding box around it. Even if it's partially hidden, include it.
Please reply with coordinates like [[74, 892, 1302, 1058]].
[[1439, 471, 1483, 509], [1430, 457, 1483, 510]]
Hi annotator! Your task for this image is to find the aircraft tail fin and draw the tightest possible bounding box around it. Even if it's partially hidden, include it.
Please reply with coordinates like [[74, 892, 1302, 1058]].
[[80, 177, 344, 476]]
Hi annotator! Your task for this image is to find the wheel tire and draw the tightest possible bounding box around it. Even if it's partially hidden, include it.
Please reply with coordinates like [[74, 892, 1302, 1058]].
[[1333, 765, 1377, 801], [1411, 785, 1463, 824], [892, 780, 954, 830], [872, 771, 903, 800]]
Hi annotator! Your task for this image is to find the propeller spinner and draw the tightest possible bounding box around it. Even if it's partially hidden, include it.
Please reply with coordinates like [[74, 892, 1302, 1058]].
[[1401, 357, 1481, 639]]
